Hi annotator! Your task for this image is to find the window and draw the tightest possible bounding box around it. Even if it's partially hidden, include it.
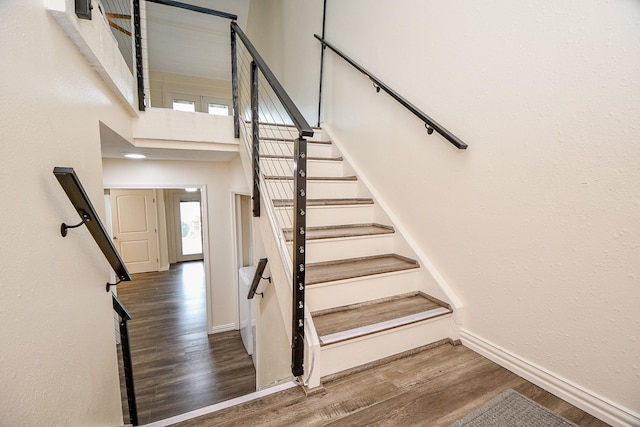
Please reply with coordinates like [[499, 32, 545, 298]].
[[208, 103, 229, 116], [172, 99, 196, 112]]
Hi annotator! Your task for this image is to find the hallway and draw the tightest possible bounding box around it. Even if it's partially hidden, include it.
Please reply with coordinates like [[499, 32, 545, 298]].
[[116, 262, 256, 424]]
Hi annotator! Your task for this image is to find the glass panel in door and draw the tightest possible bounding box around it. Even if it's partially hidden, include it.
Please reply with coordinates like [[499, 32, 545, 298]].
[[179, 201, 203, 256]]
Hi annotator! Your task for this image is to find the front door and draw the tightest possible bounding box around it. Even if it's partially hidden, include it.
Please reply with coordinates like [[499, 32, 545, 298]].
[[110, 189, 159, 274], [173, 191, 204, 262]]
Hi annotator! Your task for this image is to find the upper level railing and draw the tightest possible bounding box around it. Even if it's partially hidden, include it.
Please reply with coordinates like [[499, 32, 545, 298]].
[[315, 35, 468, 150], [231, 21, 311, 379]]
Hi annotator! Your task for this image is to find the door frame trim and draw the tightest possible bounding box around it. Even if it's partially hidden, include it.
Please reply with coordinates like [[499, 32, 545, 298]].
[[105, 184, 213, 334]]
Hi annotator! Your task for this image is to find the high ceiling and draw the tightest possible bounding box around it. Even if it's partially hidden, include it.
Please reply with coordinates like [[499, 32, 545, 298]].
[[100, 0, 250, 81], [145, 0, 250, 80], [98, 1, 250, 162]]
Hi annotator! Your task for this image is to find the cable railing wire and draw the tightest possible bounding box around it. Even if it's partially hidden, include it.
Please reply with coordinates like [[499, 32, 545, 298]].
[[232, 21, 310, 379]]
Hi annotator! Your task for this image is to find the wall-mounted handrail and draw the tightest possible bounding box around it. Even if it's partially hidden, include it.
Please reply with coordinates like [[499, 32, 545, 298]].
[[247, 258, 269, 299], [232, 22, 314, 138], [315, 35, 468, 150], [113, 294, 138, 426], [53, 167, 131, 288]]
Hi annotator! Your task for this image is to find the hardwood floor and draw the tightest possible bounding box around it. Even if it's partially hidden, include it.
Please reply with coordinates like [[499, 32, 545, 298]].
[[174, 343, 609, 427], [116, 262, 255, 424]]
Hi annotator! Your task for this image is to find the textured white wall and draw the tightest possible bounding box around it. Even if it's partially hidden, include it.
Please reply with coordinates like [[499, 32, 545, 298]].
[[246, 0, 640, 419], [246, 0, 323, 124], [0, 1, 135, 425], [102, 158, 248, 333]]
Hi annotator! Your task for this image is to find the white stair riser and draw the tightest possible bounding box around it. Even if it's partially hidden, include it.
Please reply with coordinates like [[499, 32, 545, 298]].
[[261, 141, 335, 158], [319, 315, 451, 378], [306, 270, 421, 312], [265, 180, 358, 200], [261, 159, 344, 177], [287, 234, 394, 264], [271, 205, 373, 229]]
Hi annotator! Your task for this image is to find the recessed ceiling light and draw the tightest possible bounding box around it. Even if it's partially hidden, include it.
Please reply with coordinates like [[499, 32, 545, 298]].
[[124, 153, 147, 159], [185, 187, 198, 192]]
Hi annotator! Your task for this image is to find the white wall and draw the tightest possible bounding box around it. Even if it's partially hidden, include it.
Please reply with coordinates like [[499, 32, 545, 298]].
[[0, 1, 136, 425], [103, 158, 249, 333], [246, 0, 323, 124], [246, 0, 640, 422]]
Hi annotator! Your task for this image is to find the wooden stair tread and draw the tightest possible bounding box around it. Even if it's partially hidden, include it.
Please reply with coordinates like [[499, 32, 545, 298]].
[[283, 223, 394, 241], [259, 136, 332, 145], [313, 293, 451, 346], [264, 175, 357, 181], [306, 254, 418, 285], [273, 198, 373, 207]]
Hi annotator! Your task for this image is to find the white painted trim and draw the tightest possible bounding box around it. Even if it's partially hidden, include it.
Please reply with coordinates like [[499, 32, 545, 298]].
[[320, 307, 451, 345], [230, 191, 250, 330], [140, 381, 298, 427], [323, 125, 465, 325], [460, 330, 640, 427], [209, 323, 236, 334]]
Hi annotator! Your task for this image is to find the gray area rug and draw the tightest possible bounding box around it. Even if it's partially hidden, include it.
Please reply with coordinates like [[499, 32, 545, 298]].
[[450, 389, 578, 427]]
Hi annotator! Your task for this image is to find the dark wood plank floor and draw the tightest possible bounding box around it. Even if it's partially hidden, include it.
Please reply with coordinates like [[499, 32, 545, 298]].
[[116, 261, 255, 424], [175, 343, 609, 427]]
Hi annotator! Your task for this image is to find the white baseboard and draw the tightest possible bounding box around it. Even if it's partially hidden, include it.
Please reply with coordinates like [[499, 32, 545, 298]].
[[460, 330, 640, 427], [209, 323, 236, 334]]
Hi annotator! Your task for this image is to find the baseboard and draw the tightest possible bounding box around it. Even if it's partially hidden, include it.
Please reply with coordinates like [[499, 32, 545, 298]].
[[460, 330, 640, 427], [209, 323, 236, 334]]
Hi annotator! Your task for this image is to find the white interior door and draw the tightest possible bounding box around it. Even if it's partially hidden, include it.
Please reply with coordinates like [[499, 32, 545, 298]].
[[110, 189, 159, 274]]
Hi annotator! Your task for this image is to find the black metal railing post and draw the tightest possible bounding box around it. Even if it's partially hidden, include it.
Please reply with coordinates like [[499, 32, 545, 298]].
[[230, 21, 313, 380], [251, 60, 261, 217], [231, 24, 240, 139], [316, 0, 327, 127], [291, 136, 307, 378], [132, 0, 145, 111], [113, 295, 138, 426]]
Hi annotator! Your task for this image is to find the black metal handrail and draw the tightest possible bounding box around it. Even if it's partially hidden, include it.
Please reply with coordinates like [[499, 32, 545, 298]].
[[53, 167, 131, 290], [232, 22, 314, 138], [247, 258, 269, 299], [146, 0, 237, 20], [231, 21, 309, 379], [315, 35, 468, 150], [113, 294, 138, 426]]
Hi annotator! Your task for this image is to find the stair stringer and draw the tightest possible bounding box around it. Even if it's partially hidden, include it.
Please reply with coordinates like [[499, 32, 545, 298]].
[[323, 124, 465, 329], [238, 131, 323, 390]]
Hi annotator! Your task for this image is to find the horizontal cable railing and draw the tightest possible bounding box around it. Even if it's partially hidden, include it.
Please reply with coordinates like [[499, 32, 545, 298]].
[[315, 35, 468, 150], [231, 21, 311, 379]]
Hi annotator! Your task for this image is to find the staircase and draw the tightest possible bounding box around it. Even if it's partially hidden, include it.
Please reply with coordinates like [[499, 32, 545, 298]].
[[259, 126, 454, 384]]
